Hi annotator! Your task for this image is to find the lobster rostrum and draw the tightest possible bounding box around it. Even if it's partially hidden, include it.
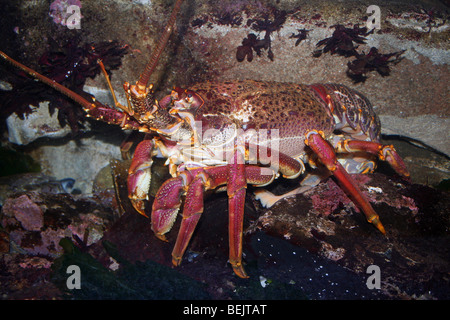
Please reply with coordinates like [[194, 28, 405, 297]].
[[0, 1, 409, 279]]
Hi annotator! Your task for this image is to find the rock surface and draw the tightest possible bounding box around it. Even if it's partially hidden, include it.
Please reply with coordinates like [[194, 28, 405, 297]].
[[0, 161, 448, 300], [6, 102, 72, 145], [1, 190, 117, 257]]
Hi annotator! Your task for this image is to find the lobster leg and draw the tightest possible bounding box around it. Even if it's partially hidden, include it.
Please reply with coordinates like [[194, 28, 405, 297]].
[[248, 143, 304, 179], [255, 170, 329, 208], [227, 148, 249, 278], [127, 138, 156, 217], [151, 173, 189, 241], [336, 140, 410, 179], [120, 131, 144, 160], [152, 165, 274, 276], [251, 142, 308, 208], [171, 173, 206, 266], [306, 131, 386, 234], [152, 167, 223, 243]]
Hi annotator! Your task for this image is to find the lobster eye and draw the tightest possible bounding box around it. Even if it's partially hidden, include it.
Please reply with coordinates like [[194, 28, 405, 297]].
[[185, 93, 194, 103]]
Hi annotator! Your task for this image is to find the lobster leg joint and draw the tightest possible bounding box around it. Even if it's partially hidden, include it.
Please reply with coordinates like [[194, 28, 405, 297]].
[[336, 139, 410, 179]]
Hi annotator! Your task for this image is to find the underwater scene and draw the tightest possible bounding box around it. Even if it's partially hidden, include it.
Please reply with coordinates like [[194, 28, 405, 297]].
[[0, 0, 448, 303]]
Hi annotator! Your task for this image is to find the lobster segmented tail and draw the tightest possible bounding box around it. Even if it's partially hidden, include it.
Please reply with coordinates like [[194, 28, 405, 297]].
[[310, 83, 381, 142], [325, 84, 381, 142]]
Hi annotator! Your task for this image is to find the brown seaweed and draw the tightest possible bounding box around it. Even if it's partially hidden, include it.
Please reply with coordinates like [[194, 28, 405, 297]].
[[289, 29, 310, 46], [0, 38, 128, 134], [313, 24, 370, 57], [347, 47, 405, 82], [237, 8, 287, 62]]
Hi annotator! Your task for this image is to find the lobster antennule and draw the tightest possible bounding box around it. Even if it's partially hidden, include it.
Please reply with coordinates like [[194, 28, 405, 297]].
[[0, 50, 95, 111], [136, 0, 184, 89]]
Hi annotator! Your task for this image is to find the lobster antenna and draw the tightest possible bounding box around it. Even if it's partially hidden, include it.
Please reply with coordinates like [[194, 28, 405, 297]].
[[137, 0, 184, 91], [0, 50, 94, 110]]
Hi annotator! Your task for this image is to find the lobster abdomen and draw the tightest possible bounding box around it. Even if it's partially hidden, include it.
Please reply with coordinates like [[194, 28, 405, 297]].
[[310, 83, 381, 142]]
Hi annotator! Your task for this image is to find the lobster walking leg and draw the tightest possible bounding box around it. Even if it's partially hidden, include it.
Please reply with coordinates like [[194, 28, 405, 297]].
[[172, 174, 206, 266], [336, 140, 410, 179], [151, 164, 274, 275], [227, 148, 249, 278], [249, 143, 304, 179], [152, 166, 226, 244], [306, 131, 386, 234]]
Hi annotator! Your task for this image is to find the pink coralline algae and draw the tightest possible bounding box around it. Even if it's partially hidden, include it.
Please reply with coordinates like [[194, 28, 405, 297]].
[[2, 194, 44, 231], [49, 0, 82, 26], [1, 192, 116, 257], [308, 174, 419, 217], [308, 177, 368, 216]]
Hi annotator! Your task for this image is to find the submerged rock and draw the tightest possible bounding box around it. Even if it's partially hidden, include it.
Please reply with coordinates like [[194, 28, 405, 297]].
[[0, 169, 448, 300], [0, 172, 76, 206], [6, 102, 72, 145], [1, 191, 117, 257], [0, 253, 60, 299], [247, 173, 450, 299]]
